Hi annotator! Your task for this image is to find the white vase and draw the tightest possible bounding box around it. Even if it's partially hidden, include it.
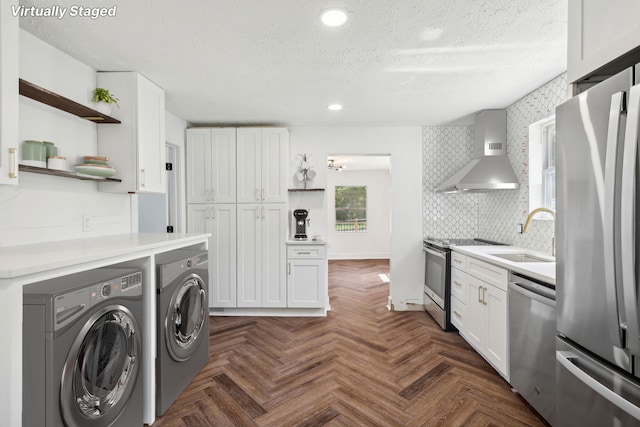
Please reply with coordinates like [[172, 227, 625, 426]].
[[92, 101, 113, 116]]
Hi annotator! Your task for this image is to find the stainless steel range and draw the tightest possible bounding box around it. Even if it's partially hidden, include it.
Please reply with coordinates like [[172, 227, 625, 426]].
[[423, 238, 504, 331]]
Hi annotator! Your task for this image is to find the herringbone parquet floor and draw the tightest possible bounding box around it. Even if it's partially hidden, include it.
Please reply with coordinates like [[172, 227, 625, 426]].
[[152, 259, 545, 427]]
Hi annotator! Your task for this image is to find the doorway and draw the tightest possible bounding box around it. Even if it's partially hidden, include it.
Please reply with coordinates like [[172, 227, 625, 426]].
[[326, 154, 392, 302], [165, 143, 180, 233]]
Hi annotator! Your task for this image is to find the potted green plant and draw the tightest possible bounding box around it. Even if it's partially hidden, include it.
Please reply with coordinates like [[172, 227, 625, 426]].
[[92, 88, 119, 115]]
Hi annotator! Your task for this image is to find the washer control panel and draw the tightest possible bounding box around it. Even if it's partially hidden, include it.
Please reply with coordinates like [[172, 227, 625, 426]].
[[92, 271, 143, 303]]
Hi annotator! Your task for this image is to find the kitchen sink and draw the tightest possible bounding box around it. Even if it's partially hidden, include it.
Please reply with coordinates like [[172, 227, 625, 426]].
[[490, 253, 554, 263]]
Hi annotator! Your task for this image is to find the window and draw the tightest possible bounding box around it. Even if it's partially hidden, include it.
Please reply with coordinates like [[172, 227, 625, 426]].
[[335, 186, 367, 232], [528, 115, 556, 215]]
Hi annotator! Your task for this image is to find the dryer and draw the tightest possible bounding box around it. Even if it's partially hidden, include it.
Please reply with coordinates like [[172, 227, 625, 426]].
[[23, 268, 144, 427], [155, 249, 209, 415]]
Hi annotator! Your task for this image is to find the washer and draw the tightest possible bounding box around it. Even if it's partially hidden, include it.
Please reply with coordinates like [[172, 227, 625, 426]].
[[155, 249, 209, 416], [23, 268, 144, 427]]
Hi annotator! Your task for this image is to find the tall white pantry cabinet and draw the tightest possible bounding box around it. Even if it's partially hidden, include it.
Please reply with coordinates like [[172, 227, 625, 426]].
[[186, 127, 289, 309]]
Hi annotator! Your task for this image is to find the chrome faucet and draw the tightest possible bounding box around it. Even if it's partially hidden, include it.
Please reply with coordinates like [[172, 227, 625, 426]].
[[523, 207, 556, 256]]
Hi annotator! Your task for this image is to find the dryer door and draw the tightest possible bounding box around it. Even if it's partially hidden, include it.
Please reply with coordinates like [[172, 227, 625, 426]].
[[60, 305, 141, 427], [166, 273, 207, 361]]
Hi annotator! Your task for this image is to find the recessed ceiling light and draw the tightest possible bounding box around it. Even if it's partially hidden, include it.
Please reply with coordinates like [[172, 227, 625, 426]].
[[328, 104, 343, 111], [321, 9, 348, 27]]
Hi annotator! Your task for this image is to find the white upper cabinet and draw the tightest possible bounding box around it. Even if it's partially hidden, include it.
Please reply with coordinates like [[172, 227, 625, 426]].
[[186, 128, 236, 204], [97, 72, 166, 193], [236, 128, 288, 203], [568, 0, 640, 83], [0, 4, 19, 186]]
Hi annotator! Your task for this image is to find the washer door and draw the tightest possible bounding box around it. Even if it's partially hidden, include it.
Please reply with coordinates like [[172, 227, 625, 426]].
[[166, 273, 207, 361], [60, 305, 141, 427]]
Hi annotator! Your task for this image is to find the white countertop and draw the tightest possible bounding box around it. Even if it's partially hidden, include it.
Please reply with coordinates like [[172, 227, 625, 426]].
[[451, 245, 555, 285], [0, 233, 211, 279], [286, 239, 327, 245]]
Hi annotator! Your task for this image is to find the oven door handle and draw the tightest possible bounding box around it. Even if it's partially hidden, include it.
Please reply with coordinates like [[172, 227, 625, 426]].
[[423, 247, 446, 259]]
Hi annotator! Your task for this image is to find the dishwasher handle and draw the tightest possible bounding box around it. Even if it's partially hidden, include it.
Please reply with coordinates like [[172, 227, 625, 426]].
[[509, 281, 556, 305]]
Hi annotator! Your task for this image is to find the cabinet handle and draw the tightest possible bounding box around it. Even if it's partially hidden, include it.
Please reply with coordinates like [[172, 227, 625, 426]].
[[206, 207, 211, 219], [211, 188, 216, 201], [262, 188, 265, 200], [206, 189, 211, 201], [211, 206, 217, 220], [262, 206, 266, 219], [482, 286, 488, 305], [453, 310, 462, 318], [297, 251, 312, 255], [255, 189, 260, 201], [478, 286, 482, 303], [453, 280, 462, 287], [256, 207, 261, 219], [288, 262, 291, 275], [454, 258, 462, 264], [140, 168, 145, 188], [9, 148, 18, 179]]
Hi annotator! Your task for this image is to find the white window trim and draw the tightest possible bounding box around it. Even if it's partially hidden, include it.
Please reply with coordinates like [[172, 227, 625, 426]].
[[528, 114, 555, 220]]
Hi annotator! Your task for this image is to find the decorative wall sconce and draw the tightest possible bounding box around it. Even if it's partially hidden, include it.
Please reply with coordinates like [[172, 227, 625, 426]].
[[295, 154, 316, 189]]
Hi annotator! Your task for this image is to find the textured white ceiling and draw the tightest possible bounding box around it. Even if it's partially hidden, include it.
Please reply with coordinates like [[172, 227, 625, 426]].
[[18, 0, 567, 126]]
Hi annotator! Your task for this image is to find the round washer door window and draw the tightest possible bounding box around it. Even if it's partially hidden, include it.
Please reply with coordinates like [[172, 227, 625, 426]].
[[60, 305, 141, 427], [166, 273, 207, 361]]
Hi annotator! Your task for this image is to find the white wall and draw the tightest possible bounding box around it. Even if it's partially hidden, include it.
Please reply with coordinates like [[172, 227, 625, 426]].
[[289, 127, 423, 309], [0, 30, 131, 247], [326, 169, 391, 259]]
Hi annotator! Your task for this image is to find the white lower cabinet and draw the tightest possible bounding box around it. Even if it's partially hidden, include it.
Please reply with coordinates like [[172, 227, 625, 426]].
[[451, 251, 509, 380], [286, 244, 327, 308], [237, 204, 287, 308], [187, 204, 237, 307]]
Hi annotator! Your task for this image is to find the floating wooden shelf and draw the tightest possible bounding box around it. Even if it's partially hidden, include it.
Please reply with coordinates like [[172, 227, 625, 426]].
[[288, 188, 325, 192], [19, 164, 122, 182], [19, 79, 121, 124]]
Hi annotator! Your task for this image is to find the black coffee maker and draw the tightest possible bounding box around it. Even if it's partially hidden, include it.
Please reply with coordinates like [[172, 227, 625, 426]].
[[293, 209, 309, 240]]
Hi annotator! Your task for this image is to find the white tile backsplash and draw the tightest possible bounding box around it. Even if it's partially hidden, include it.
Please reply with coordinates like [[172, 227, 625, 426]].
[[422, 73, 567, 254], [422, 125, 478, 239]]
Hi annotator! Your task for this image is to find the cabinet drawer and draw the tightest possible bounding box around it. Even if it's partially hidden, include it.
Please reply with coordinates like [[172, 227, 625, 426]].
[[467, 257, 508, 292], [450, 268, 468, 304], [450, 295, 465, 331], [451, 252, 467, 271], [287, 245, 326, 259]]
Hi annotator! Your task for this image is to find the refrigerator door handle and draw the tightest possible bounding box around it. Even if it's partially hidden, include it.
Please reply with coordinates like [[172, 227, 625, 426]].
[[604, 91, 625, 346], [557, 350, 640, 421], [621, 84, 640, 355]]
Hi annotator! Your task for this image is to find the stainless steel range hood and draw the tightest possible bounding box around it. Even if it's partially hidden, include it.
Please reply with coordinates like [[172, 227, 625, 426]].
[[436, 109, 519, 193]]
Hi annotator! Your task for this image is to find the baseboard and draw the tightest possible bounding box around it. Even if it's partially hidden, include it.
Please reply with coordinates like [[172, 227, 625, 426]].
[[328, 253, 391, 260], [209, 307, 328, 317]]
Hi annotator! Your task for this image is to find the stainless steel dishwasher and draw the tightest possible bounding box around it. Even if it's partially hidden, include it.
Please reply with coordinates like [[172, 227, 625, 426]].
[[509, 271, 556, 425]]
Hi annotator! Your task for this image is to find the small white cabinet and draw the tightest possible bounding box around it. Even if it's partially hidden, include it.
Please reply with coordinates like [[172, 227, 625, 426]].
[[186, 128, 236, 204], [98, 72, 166, 193], [236, 128, 288, 204], [187, 204, 237, 308], [287, 243, 327, 308], [568, 0, 640, 83], [237, 204, 287, 308], [0, 4, 19, 186], [450, 250, 509, 380]]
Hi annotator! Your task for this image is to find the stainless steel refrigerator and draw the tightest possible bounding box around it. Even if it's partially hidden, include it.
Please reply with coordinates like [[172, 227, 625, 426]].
[[556, 65, 640, 425]]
